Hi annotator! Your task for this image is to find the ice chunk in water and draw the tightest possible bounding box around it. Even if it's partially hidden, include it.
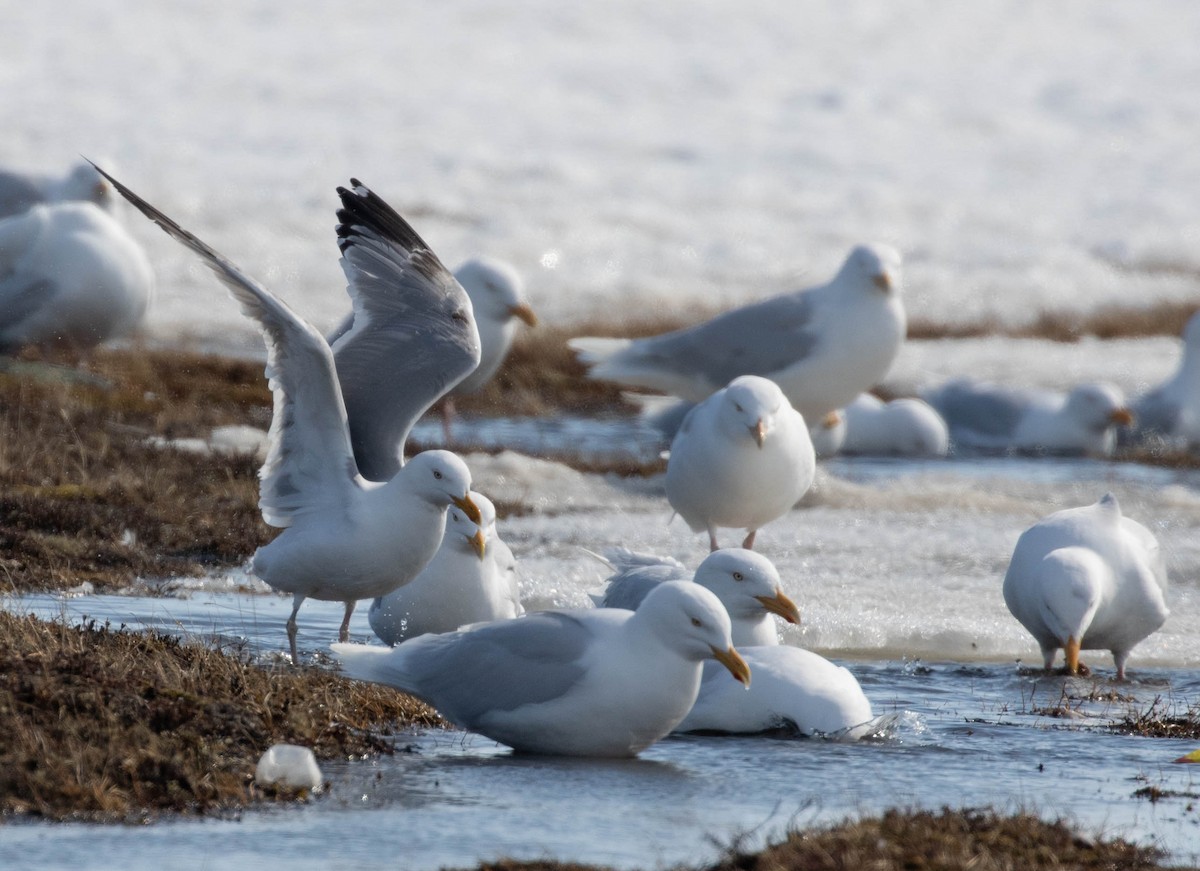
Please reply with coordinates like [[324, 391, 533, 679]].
[[255, 743, 323, 791]]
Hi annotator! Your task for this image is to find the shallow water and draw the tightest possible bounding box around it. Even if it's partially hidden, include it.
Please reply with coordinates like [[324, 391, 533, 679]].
[[7, 436, 1200, 867]]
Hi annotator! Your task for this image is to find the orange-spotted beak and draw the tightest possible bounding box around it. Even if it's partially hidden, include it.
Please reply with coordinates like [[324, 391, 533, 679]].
[[1110, 408, 1135, 427], [469, 529, 486, 560], [755, 588, 801, 625], [751, 418, 767, 448], [873, 272, 892, 293], [509, 303, 538, 327], [1064, 636, 1081, 675], [452, 494, 483, 525], [709, 644, 751, 686]]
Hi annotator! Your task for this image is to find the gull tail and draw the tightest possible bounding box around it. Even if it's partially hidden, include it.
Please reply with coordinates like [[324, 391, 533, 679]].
[[568, 336, 632, 376], [331, 642, 421, 696]]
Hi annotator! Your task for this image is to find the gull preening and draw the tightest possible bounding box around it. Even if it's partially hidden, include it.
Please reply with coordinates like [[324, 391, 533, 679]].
[[335, 581, 751, 757], [570, 243, 906, 424], [665, 375, 815, 551], [0, 201, 153, 354], [97, 165, 482, 664], [369, 490, 524, 645], [840, 394, 949, 457], [1003, 493, 1168, 680]]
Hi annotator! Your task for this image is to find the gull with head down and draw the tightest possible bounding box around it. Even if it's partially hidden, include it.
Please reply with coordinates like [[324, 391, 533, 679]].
[[98, 166, 482, 664]]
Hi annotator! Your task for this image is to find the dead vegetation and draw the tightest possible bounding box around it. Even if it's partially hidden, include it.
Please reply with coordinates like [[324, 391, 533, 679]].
[[458, 808, 1166, 871], [0, 610, 441, 821], [1113, 695, 1200, 740]]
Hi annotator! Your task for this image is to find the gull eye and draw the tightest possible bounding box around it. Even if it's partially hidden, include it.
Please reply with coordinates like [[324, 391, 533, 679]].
[[732, 572, 744, 582], [690, 617, 702, 627], [452, 309, 469, 323], [734, 403, 744, 413], [433, 470, 443, 480]]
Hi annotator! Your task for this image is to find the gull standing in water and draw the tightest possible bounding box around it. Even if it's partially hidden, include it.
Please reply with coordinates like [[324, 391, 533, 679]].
[[98, 166, 482, 663]]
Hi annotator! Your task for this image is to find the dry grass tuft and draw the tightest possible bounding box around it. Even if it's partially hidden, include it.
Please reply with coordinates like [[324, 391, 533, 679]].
[[0, 610, 441, 821], [1114, 696, 1200, 740]]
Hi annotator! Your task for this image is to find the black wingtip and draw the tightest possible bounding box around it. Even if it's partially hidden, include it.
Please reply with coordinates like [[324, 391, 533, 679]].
[[335, 179, 435, 259]]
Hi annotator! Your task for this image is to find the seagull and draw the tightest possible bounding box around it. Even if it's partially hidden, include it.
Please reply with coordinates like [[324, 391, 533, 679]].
[[922, 379, 1133, 456], [665, 375, 815, 551], [593, 547, 800, 646], [1129, 310, 1200, 449], [596, 549, 872, 737], [808, 410, 846, 459], [840, 394, 949, 457], [369, 490, 524, 644], [328, 255, 537, 455], [570, 244, 906, 424], [335, 581, 751, 757], [0, 161, 114, 219], [96, 165, 482, 664], [0, 201, 153, 354], [1003, 493, 1168, 680]]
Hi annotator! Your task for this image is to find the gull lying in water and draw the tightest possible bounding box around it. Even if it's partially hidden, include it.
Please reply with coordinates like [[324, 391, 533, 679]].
[[923, 379, 1133, 456], [1003, 493, 1168, 680], [593, 547, 800, 646], [98, 166, 481, 664], [596, 549, 872, 737], [665, 375, 815, 551], [0, 201, 153, 354], [329, 255, 537, 455], [335, 581, 751, 757], [369, 491, 523, 644], [0, 161, 114, 219], [570, 243, 906, 424], [1128, 310, 1200, 450]]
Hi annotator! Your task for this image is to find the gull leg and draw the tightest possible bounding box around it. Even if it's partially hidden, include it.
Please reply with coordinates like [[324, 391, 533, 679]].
[[287, 593, 305, 665], [708, 526, 720, 552], [339, 600, 357, 643], [441, 398, 457, 443], [741, 529, 758, 550]]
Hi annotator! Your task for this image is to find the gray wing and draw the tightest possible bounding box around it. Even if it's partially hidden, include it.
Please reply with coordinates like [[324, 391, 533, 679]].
[[923, 380, 1030, 439], [0, 277, 55, 352], [331, 182, 481, 481], [599, 563, 689, 611], [95, 164, 359, 527], [395, 611, 592, 725], [0, 171, 44, 219], [1131, 388, 1180, 439], [623, 292, 818, 387]]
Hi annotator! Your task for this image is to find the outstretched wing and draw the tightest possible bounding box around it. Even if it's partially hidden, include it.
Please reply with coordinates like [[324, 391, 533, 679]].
[[331, 182, 481, 481], [93, 163, 358, 527]]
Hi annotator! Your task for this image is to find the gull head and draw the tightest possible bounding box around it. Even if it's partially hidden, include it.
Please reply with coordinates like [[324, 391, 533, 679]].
[[456, 256, 538, 327], [1065, 383, 1134, 431], [840, 243, 903, 296], [636, 581, 751, 685], [694, 548, 800, 625], [721, 375, 788, 449], [445, 490, 492, 560], [405, 450, 482, 523]]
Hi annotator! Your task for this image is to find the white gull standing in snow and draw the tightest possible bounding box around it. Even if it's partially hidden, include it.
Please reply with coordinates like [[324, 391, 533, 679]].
[[1003, 493, 1168, 680], [335, 581, 751, 757], [99, 166, 482, 664], [570, 243, 906, 425], [665, 375, 815, 551], [369, 491, 523, 644]]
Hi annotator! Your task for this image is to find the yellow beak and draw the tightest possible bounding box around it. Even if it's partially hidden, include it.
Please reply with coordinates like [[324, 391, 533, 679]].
[[755, 588, 801, 625], [873, 273, 892, 293], [821, 410, 842, 430], [451, 494, 483, 525], [751, 419, 767, 448], [709, 644, 751, 687], [470, 529, 486, 560], [1110, 408, 1135, 426], [509, 302, 539, 327]]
